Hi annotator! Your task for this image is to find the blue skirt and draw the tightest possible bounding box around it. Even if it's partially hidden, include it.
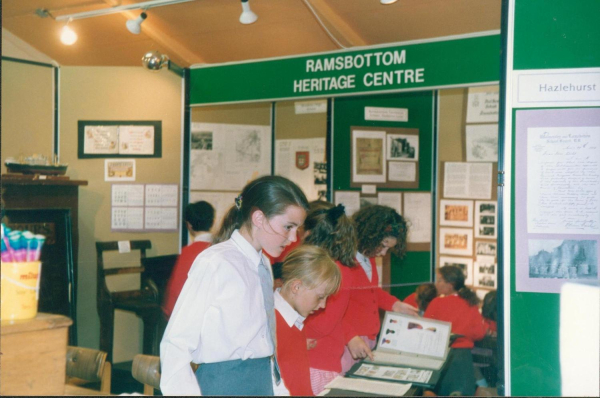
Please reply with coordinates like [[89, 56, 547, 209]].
[[195, 357, 274, 396]]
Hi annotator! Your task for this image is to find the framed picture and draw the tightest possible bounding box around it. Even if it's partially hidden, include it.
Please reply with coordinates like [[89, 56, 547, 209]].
[[105, 159, 136, 182], [475, 200, 497, 238], [439, 199, 473, 227], [439, 227, 473, 256], [78, 120, 162, 158], [352, 129, 387, 183], [387, 134, 419, 161], [439, 256, 474, 286], [476, 241, 497, 257], [474, 259, 497, 289]]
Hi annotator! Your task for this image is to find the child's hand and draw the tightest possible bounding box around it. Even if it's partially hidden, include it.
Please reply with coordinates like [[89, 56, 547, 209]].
[[392, 301, 418, 316], [307, 338, 317, 350], [347, 336, 374, 361]]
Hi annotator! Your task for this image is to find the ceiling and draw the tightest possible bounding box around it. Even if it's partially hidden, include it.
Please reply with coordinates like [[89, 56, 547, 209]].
[[2, 0, 501, 68]]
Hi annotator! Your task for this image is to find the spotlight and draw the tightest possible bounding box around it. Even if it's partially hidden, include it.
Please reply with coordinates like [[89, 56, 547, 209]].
[[380, 0, 398, 4], [60, 19, 78, 45], [142, 50, 169, 71], [239, 0, 258, 24], [126, 12, 147, 34]]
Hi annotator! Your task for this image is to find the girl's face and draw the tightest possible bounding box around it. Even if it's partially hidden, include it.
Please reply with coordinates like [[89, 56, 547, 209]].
[[258, 205, 306, 257], [435, 273, 454, 296], [291, 280, 329, 317], [374, 237, 397, 257]]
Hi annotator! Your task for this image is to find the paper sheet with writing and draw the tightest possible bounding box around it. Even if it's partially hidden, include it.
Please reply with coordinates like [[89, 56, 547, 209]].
[[353, 363, 432, 384], [275, 138, 326, 201], [403, 192, 431, 243], [444, 162, 492, 199], [527, 126, 600, 234], [324, 376, 412, 397], [378, 313, 449, 357]]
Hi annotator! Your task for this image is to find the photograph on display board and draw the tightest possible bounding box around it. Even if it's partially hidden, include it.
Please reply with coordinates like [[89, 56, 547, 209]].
[[352, 129, 387, 183], [466, 85, 499, 123], [439, 199, 473, 227], [191, 131, 213, 150], [465, 124, 498, 162], [474, 258, 497, 289], [439, 256, 473, 286], [475, 200, 497, 238], [527, 239, 598, 281], [476, 241, 497, 257], [387, 134, 419, 161], [439, 227, 473, 256]]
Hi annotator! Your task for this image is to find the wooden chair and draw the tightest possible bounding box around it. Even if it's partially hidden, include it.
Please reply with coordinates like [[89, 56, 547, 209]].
[[96, 240, 161, 364], [132, 354, 161, 395], [64, 346, 111, 395]]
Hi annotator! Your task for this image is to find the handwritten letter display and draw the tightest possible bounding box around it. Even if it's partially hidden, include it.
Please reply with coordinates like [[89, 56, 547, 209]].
[[527, 126, 600, 234]]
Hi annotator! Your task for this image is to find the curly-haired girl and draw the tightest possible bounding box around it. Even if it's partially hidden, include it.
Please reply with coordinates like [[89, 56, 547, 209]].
[[341, 205, 418, 373], [302, 203, 358, 394]]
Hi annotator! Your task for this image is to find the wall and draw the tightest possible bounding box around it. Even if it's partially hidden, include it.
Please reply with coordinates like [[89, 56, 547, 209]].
[[59, 66, 182, 362], [1, 60, 54, 174]]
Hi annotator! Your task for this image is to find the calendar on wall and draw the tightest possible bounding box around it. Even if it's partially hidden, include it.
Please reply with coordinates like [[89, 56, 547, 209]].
[[111, 184, 178, 231]]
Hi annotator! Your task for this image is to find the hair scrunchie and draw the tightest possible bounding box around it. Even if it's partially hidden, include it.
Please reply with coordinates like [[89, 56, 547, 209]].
[[326, 203, 345, 222], [234, 195, 243, 210]]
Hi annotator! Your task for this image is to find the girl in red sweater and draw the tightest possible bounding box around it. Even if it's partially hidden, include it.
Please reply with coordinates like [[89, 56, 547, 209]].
[[302, 203, 358, 394], [424, 265, 488, 396], [403, 282, 437, 316], [341, 205, 418, 373], [275, 245, 341, 396]]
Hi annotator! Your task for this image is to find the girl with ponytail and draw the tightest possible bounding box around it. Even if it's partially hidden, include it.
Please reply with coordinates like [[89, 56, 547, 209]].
[[160, 175, 309, 396], [424, 265, 489, 396]]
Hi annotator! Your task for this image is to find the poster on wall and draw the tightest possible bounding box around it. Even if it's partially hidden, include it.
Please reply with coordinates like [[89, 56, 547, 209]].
[[275, 138, 327, 201], [443, 162, 492, 199], [439, 199, 473, 227], [78, 121, 161, 158], [190, 123, 272, 191], [334, 191, 360, 217], [515, 108, 600, 293], [105, 159, 136, 181], [352, 129, 387, 183], [404, 192, 431, 250], [466, 85, 499, 123], [378, 192, 402, 215], [465, 124, 498, 162]]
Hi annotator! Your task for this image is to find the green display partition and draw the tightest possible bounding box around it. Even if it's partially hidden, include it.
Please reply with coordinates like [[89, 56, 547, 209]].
[[333, 91, 435, 299], [503, 0, 600, 395]]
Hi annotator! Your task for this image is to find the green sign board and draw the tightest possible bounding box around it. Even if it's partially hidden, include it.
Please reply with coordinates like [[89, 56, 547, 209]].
[[190, 33, 500, 105]]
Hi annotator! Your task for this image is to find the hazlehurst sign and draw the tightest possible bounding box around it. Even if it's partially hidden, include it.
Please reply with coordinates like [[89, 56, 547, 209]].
[[189, 32, 500, 105]]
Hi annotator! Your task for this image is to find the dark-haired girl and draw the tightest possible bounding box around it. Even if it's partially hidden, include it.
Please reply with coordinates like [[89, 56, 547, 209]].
[[302, 203, 358, 394], [403, 282, 437, 316], [341, 205, 418, 373], [160, 175, 309, 396], [424, 265, 489, 396]]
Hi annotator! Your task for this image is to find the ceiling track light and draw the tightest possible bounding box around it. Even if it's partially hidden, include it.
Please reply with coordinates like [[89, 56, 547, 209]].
[[60, 18, 78, 45], [239, 0, 258, 25], [380, 0, 399, 4], [54, 0, 195, 21], [141, 50, 184, 76], [126, 12, 147, 34]]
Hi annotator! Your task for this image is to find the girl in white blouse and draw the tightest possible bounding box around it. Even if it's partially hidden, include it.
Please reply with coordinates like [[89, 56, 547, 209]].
[[160, 175, 309, 396]]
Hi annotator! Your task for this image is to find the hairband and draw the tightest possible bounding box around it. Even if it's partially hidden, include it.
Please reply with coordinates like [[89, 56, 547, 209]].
[[326, 204, 345, 222], [234, 195, 243, 210]]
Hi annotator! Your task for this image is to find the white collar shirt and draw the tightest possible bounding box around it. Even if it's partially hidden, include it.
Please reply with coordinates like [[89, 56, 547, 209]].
[[160, 229, 274, 395], [274, 289, 306, 331], [193, 231, 213, 243], [356, 251, 373, 282]]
